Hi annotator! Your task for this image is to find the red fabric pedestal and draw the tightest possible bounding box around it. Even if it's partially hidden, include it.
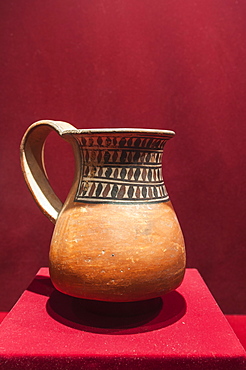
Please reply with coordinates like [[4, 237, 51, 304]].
[[226, 315, 246, 351], [0, 268, 245, 369], [0, 312, 8, 324]]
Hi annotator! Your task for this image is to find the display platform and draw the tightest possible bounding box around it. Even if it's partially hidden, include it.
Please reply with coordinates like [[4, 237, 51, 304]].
[[0, 268, 245, 369]]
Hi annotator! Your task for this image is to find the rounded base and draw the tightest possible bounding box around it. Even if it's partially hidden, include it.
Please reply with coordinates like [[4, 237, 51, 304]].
[[50, 201, 186, 302]]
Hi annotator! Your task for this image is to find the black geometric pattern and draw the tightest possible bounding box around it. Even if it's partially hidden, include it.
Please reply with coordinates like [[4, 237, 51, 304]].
[[74, 134, 170, 203]]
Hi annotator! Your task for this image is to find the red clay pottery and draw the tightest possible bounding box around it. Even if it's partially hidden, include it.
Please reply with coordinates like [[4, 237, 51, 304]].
[[20, 120, 186, 302]]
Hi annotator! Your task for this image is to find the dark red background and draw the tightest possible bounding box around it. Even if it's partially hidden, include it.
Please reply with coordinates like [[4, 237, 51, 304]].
[[1, 0, 246, 314]]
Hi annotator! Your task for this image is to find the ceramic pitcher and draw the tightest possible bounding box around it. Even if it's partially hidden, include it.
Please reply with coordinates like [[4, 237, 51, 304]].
[[20, 120, 186, 302]]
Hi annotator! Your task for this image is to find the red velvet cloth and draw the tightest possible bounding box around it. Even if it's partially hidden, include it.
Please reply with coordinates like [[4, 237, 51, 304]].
[[0, 313, 7, 324], [226, 315, 246, 351], [0, 269, 245, 369]]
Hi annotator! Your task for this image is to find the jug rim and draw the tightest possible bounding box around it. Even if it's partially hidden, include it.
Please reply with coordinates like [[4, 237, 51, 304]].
[[62, 128, 175, 137]]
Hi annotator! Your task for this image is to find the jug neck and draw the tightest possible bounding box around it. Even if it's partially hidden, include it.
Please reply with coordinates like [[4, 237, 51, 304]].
[[73, 131, 173, 204]]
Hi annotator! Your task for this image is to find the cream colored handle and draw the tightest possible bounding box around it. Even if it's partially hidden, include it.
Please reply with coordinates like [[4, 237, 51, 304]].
[[20, 120, 77, 224]]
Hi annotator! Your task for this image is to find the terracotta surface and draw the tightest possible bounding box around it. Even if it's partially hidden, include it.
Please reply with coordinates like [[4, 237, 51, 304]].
[[20, 120, 186, 301]]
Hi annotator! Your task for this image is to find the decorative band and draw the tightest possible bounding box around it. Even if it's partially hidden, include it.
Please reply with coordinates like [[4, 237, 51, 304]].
[[75, 181, 168, 203], [78, 135, 168, 150], [74, 134, 169, 203], [82, 165, 163, 184]]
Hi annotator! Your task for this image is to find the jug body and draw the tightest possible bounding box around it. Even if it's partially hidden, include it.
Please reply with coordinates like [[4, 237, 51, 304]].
[[20, 121, 186, 302]]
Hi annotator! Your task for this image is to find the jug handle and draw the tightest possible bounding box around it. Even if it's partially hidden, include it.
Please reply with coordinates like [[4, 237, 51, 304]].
[[20, 120, 77, 224]]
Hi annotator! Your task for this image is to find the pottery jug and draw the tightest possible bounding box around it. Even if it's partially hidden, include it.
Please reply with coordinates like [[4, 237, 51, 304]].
[[20, 120, 186, 302]]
